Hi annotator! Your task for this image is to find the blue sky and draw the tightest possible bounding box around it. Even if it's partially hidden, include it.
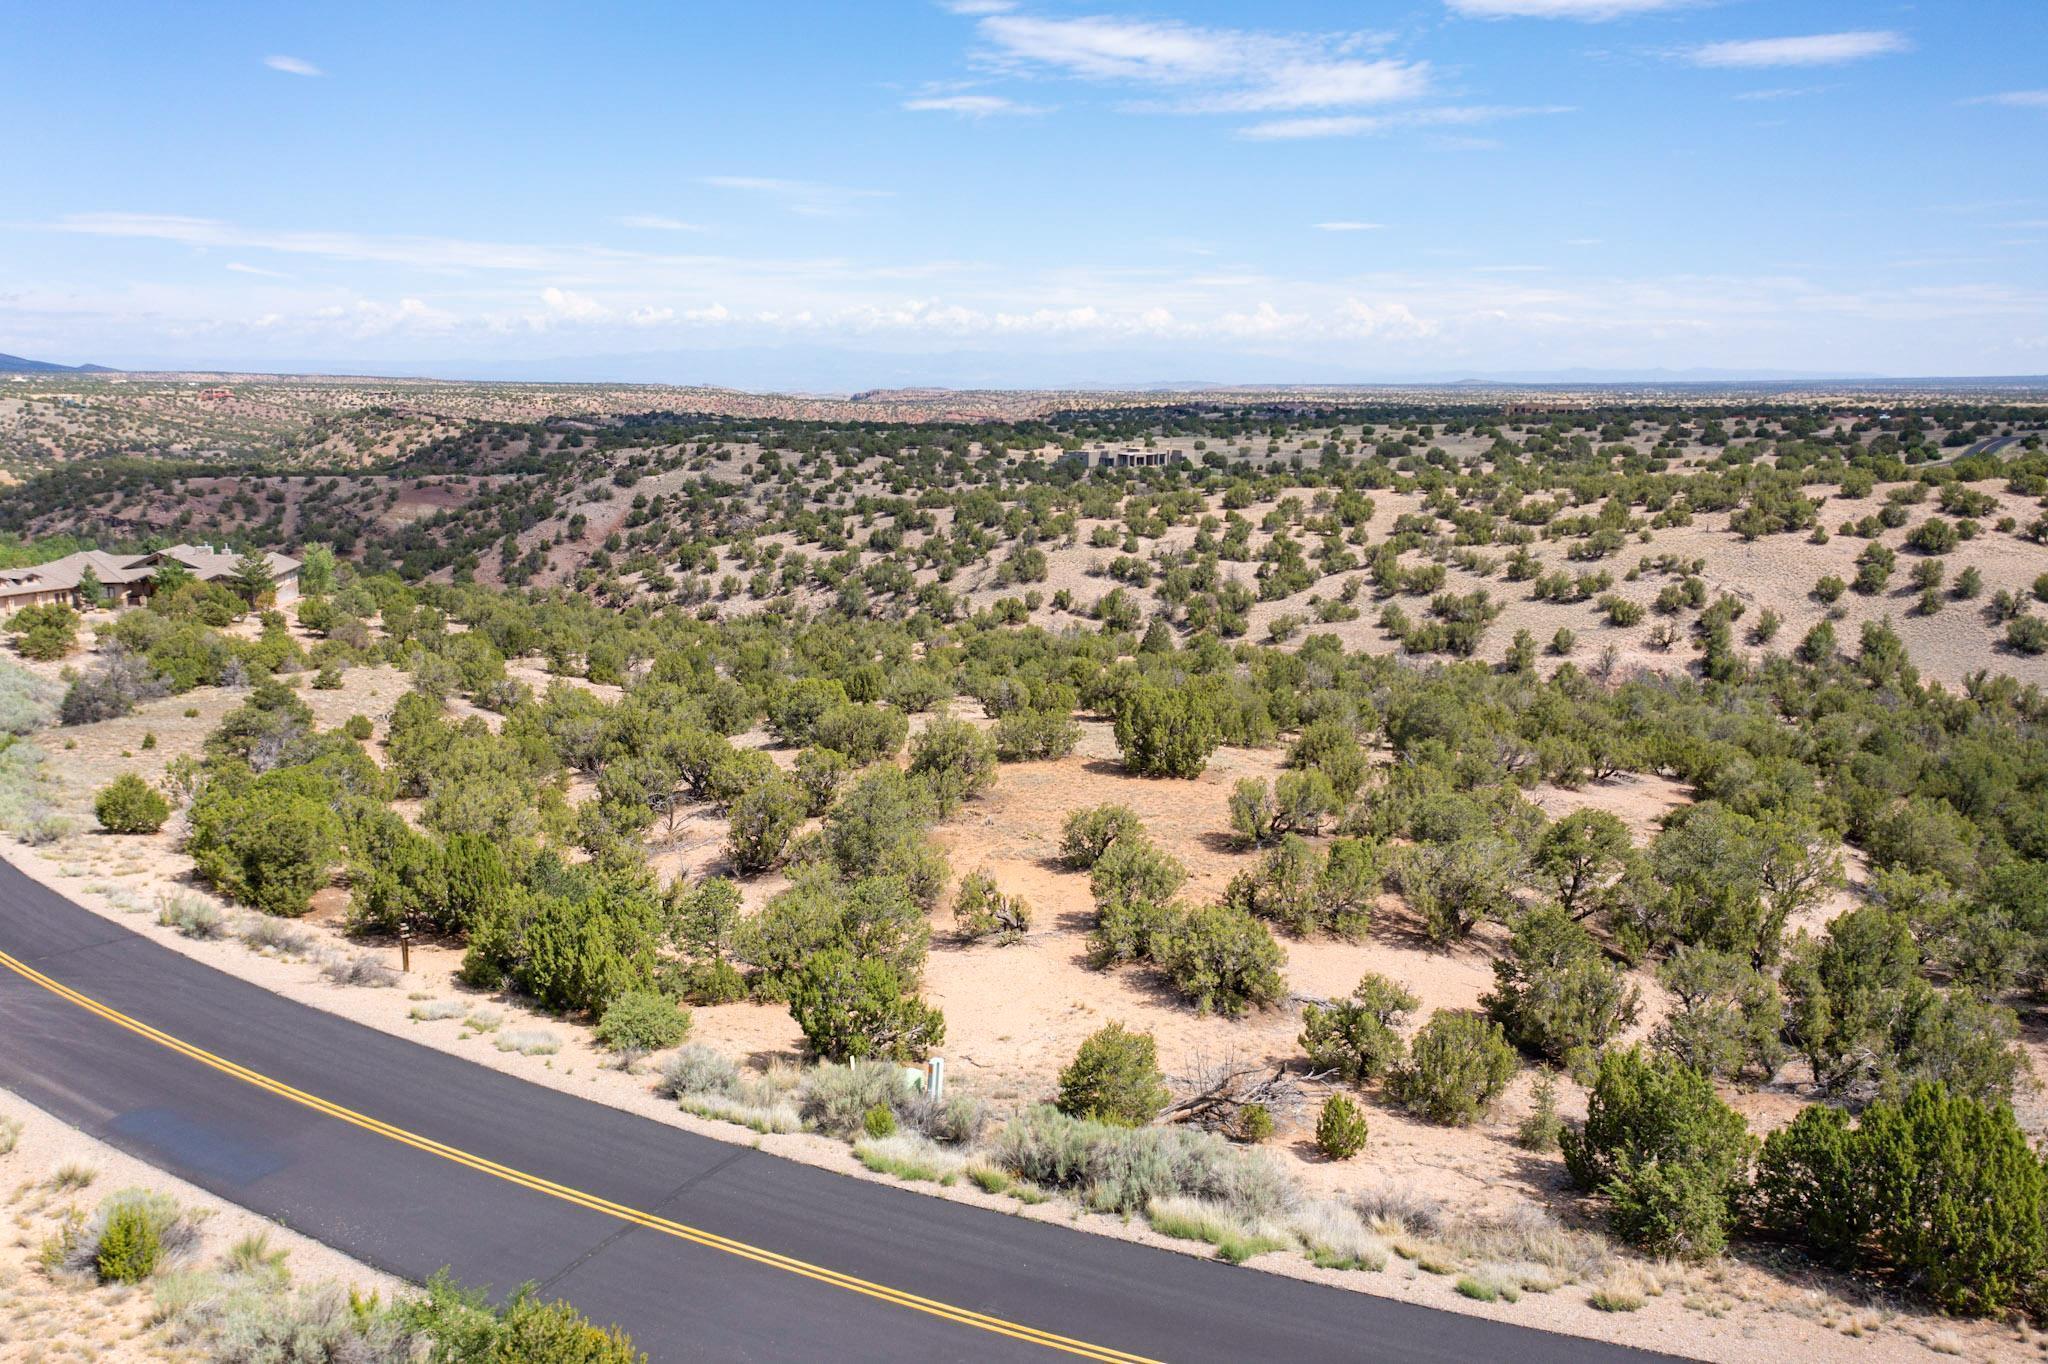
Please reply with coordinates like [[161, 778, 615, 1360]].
[[3, 0, 2045, 387]]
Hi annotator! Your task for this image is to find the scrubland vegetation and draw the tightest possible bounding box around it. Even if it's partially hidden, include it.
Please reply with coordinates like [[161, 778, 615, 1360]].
[[6, 387, 2048, 1355]]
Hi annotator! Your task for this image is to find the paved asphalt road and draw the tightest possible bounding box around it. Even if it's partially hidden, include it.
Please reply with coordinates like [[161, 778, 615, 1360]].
[[0, 858, 1685, 1363]]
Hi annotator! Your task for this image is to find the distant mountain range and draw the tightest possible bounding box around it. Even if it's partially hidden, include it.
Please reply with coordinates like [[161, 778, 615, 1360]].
[[0, 353, 116, 374]]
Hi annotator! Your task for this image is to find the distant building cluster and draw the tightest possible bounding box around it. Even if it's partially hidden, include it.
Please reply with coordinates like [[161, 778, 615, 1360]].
[[1066, 447, 1177, 469], [0, 544, 300, 615]]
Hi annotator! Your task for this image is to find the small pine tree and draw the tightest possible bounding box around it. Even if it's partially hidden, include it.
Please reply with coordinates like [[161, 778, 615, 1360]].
[[1056, 1023, 1169, 1127], [94, 773, 170, 834], [1316, 1094, 1370, 1160]]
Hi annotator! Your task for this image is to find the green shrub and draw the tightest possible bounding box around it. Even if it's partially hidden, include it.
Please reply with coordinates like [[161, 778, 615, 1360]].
[[184, 778, 343, 917], [1562, 1047, 1754, 1261], [786, 949, 945, 1061], [1153, 901, 1286, 1016], [1059, 803, 1143, 869], [792, 746, 849, 816], [1113, 685, 1220, 778], [342, 713, 373, 740], [1089, 835, 1187, 913], [94, 773, 170, 834], [1316, 1095, 1370, 1160], [1483, 903, 1640, 1072], [907, 717, 998, 814], [10, 603, 79, 661], [1651, 946, 1784, 1084], [1057, 1023, 1170, 1126], [73, 1190, 195, 1284], [1390, 1012, 1518, 1126], [1394, 836, 1520, 943], [811, 702, 908, 766], [94, 1201, 163, 1283], [1299, 973, 1415, 1084], [402, 1272, 645, 1364], [994, 708, 1081, 761], [593, 990, 691, 1063], [1754, 1083, 2048, 1316], [1236, 1103, 1274, 1144], [952, 870, 1031, 944], [725, 778, 804, 873], [1749, 1104, 1865, 1265], [1088, 895, 1178, 968], [862, 1103, 899, 1139]]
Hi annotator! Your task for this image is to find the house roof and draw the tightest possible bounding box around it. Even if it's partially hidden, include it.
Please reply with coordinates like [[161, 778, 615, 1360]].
[[0, 549, 156, 594], [0, 545, 300, 599], [157, 544, 300, 579]]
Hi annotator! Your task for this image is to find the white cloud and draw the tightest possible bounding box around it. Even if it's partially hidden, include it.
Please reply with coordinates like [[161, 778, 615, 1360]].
[[941, 0, 1015, 13], [1446, 0, 1688, 18], [263, 55, 323, 77], [225, 261, 291, 278], [1240, 104, 1570, 141], [1315, 221, 1385, 232], [1963, 90, 2048, 109], [618, 214, 704, 231], [975, 15, 1428, 115], [701, 176, 892, 217], [902, 93, 1047, 116], [1687, 31, 1909, 69], [540, 287, 608, 322]]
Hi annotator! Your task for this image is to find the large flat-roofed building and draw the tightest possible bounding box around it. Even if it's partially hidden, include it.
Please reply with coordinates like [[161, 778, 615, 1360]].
[[0, 544, 300, 616]]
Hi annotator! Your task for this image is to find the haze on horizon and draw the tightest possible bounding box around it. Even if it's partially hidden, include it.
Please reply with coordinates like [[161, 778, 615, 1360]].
[[3, 0, 2045, 389]]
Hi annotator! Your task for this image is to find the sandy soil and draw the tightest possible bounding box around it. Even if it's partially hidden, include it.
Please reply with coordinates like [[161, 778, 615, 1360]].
[[0, 1091, 398, 1363]]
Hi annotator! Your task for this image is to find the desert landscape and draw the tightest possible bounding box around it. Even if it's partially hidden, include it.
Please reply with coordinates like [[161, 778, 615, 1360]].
[[6, 3, 2047, 1359], [4, 384, 2048, 1361]]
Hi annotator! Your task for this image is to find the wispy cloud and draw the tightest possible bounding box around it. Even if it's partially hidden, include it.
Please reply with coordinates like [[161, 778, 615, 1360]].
[[1446, 0, 1690, 19], [941, 0, 1015, 13], [972, 14, 1429, 116], [902, 93, 1048, 117], [262, 54, 323, 77], [1686, 31, 1909, 70], [618, 214, 705, 232], [225, 261, 291, 278], [1733, 85, 1835, 102], [1241, 104, 1570, 141], [700, 176, 892, 217], [1315, 221, 1385, 232], [1963, 90, 2048, 109]]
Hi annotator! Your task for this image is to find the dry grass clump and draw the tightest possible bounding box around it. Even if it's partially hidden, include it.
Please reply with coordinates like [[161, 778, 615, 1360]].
[[1145, 1194, 1293, 1264], [662, 1044, 802, 1133], [853, 1133, 969, 1185], [1587, 1262, 1670, 1313], [1288, 1198, 1389, 1271], [320, 951, 398, 989], [406, 999, 467, 1022], [492, 1028, 560, 1056], [236, 915, 315, 956], [156, 893, 225, 939], [991, 1105, 1298, 1222]]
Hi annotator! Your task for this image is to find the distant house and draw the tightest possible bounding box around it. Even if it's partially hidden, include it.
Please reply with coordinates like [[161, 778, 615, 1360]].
[[1068, 448, 1173, 470], [0, 544, 300, 616]]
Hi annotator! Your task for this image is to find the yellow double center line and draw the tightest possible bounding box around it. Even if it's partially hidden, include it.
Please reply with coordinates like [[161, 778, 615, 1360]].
[[0, 946, 1157, 1363]]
